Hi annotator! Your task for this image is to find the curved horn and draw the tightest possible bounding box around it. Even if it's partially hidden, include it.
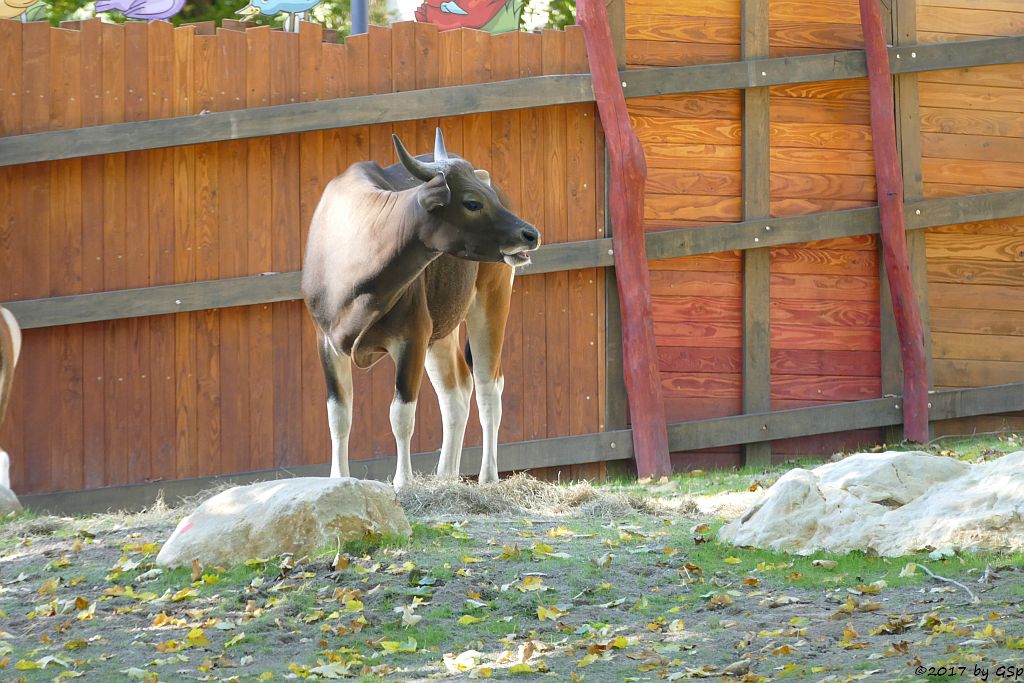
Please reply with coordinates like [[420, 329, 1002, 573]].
[[392, 133, 438, 182], [434, 127, 449, 163]]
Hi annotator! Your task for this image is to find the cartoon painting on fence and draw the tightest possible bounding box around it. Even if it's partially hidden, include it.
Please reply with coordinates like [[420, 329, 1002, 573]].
[[414, 0, 524, 33]]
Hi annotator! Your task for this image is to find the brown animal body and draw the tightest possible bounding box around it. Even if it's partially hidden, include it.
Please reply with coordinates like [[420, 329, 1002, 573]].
[[301, 130, 540, 487]]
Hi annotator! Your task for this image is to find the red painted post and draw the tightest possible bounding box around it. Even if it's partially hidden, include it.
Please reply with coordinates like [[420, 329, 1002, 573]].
[[858, 0, 930, 442], [577, 0, 672, 477]]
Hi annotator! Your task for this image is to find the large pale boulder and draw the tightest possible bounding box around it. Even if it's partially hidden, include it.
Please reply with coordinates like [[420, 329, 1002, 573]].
[[157, 477, 412, 568], [0, 485, 21, 516], [719, 451, 1024, 557]]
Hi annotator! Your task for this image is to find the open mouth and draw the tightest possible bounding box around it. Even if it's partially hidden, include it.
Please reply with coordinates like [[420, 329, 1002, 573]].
[[502, 252, 532, 267]]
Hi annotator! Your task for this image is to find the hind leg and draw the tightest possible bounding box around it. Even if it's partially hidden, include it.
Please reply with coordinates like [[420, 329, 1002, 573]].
[[425, 329, 474, 479], [466, 265, 514, 484], [318, 334, 353, 478]]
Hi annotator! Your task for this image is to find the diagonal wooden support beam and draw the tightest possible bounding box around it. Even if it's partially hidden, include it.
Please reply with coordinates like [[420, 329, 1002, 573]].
[[859, 0, 930, 442], [577, 0, 671, 478]]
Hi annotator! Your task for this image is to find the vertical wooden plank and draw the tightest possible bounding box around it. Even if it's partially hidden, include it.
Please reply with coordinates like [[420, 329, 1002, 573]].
[[883, 0, 932, 442], [246, 26, 275, 473], [298, 21, 327, 468], [343, 31, 373, 463], [124, 22, 152, 486], [599, 136, 625, 435], [608, 0, 626, 68], [413, 22, 444, 454], [52, 29, 84, 490], [437, 29, 471, 451], [366, 25, 397, 461], [321, 40, 347, 178], [414, 22, 440, 159], [49, 27, 84, 492], [388, 21, 423, 456], [741, 0, 772, 467], [269, 29, 302, 467], [565, 26, 603, 480], [99, 22, 129, 488], [218, 26, 250, 477], [0, 21, 24, 491], [518, 31, 548, 442], [859, 0, 929, 442], [578, 0, 671, 477], [148, 20, 177, 484], [21, 21, 53, 493], [193, 33, 220, 479], [490, 30, 524, 448], [79, 19, 105, 491], [542, 30, 570, 441], [387, 21, 427, 455], [565, 26, 600, 434], [461, 29, 493, 450], [173, 25, 198, 481]]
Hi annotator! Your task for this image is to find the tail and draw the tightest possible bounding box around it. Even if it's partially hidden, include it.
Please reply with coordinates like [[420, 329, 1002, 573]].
[[0, 307, 22, 429], [463, 338, 473, 372]]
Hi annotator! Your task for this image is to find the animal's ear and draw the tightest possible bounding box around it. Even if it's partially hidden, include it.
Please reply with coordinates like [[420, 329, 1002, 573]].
[[417, 173, 450, 212], [473, 169, 491, 187]]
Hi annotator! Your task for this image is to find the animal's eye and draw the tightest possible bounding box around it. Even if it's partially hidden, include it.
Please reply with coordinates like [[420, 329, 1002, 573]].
[[463, 200, 483, 212]]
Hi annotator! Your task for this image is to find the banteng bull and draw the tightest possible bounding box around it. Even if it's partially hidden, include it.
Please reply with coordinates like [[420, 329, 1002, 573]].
[[301, 129, 540, 489]]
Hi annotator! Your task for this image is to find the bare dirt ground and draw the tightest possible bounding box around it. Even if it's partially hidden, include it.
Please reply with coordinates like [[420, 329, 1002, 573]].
[[1, 471, 1022, 682]]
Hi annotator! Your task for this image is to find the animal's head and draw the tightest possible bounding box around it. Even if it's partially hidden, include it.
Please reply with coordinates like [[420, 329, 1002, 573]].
[[393, 129, 540, 267]]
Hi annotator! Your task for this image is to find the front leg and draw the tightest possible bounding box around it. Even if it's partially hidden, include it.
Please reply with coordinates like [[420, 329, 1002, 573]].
[[389, 336, 429, 490], [466, 266, 514, 484], [318, 334, 353, 478]]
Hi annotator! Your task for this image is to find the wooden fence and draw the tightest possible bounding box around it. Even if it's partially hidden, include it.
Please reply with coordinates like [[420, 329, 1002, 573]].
[[2, 0, 1024, 511], [0, 20, 608, 498]]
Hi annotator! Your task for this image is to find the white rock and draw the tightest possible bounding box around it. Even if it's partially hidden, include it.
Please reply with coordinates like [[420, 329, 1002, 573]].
[[719, 451, 1024, 557], [156, 477, 412, 568], [0, 482, 21, 516]]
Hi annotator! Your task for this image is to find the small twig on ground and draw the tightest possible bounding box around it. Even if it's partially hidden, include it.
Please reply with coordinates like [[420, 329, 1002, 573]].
[[917, 563, 980, 604]]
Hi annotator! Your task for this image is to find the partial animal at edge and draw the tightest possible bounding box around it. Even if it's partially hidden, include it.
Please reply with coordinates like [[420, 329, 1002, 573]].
[[301, 128, 541, 489], [0, 306, 22, 492]]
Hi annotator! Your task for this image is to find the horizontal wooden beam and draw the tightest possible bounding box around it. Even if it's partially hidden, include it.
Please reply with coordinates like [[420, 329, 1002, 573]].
[[6, 273, 301, 329], [906, 189, 1024, 231], [929, 383, 1024, 421], [1, 36, 1020, 166], [666, 382, 1024, 453], [4, 238, 614, 329], [21, 381, 1023, 515], [668, 398, 903, 452], [646, 206, 880, 259], [0, 74, 594, 167], [5, 188, 1022, 329], [19, 428, 633, 515]]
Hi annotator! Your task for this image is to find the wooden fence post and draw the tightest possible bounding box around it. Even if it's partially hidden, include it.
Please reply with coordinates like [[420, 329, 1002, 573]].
[[577, 0, 672, 478], [858, 0, 930, 443], [741, 0, 772, 467]]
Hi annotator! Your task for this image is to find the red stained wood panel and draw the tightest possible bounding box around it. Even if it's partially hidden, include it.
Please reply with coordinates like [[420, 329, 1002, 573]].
[[246, 26, 275, 473], [148, 20, 176, 484], [298, 22, 328, 467], [218, 27, 251, 478], [269, 30, 303, 467]]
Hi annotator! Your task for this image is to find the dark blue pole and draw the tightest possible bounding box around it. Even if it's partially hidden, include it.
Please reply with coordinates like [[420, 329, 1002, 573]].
[[351, 0, 368, 35]]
